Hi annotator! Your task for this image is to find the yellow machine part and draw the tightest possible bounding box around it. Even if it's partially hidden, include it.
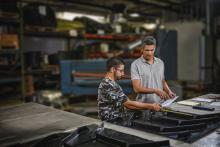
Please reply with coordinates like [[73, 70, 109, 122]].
[[56, 19, 84, 31]]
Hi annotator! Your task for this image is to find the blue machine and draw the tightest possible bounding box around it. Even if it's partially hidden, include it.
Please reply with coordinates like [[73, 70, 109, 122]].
[[61, 59, 134, 96]]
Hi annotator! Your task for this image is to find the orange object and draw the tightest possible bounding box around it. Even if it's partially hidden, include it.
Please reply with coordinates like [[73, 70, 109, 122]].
[[73, 72, 130, 79], [0, 34, 19, 49]]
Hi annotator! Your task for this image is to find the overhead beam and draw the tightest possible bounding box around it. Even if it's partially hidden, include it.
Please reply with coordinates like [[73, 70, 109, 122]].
[[21, 0, 111, 11], [154, 0, 181, 6], [60, 0, 112, 10], [128, 0, 180, 13]]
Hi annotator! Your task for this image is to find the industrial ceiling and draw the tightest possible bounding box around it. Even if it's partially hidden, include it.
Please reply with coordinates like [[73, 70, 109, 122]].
[[20, 0, 210, 23]]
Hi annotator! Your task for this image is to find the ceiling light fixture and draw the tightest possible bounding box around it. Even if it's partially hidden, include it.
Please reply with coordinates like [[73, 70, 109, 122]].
[[143, 23, 157, 30], [129, 13, 140, 18]]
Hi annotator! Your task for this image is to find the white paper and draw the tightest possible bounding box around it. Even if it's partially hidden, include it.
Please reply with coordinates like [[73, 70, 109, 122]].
[[177, 100, 200, 106], [192, 97, 214, 103], [161, 96, 179, 107], [210, 102, 220, 106]]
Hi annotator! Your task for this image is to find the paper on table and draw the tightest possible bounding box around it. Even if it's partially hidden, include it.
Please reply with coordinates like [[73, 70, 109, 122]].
[[161, 96, 179, 107], [210, 102, 220, 106], [177, 100, 200, 106], [191, 97, 215, 103]]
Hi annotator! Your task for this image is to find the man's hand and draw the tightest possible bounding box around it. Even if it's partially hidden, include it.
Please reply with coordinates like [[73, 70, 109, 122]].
[[151, 103, 161, 111], [168, 91, 176, 98], [155, 89, 170, 99]]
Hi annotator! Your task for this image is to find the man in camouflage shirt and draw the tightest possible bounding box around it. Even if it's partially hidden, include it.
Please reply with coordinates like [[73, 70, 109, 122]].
[[98, 57, 161, 122]]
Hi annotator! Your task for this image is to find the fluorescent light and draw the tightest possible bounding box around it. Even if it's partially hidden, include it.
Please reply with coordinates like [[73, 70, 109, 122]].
[[56, 12, 105, 23], [129, 13, 140, 18], [128, 40, 142, 50], [143, 23, 157, 30]]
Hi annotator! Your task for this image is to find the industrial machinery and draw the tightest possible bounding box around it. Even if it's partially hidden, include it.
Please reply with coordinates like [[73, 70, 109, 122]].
[[60, 59, 134, 96]]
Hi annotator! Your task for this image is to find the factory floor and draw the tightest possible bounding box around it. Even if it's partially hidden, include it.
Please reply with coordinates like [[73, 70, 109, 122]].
[[67, 101, 98, 118], [0, 91, 138, 121], [0, 97, 24, 108], [0, 92, 99, 120]]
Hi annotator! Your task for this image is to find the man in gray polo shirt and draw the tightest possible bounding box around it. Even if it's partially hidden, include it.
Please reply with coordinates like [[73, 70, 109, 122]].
[[131, 36, 176, 103]]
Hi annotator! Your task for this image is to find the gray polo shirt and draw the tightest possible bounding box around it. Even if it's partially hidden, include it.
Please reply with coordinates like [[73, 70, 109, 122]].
[[131, 56, 165, 103]]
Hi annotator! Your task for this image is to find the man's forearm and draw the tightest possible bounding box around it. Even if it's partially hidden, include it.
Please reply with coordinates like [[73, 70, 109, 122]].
[[132, 80, 162, 95], [124, 100, 154, 110], [134, 86, 156, 94], [163, 80, 172, 94]]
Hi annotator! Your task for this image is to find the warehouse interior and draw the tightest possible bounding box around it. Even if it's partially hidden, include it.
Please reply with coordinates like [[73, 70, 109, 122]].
[[0, 0, 220, 146]]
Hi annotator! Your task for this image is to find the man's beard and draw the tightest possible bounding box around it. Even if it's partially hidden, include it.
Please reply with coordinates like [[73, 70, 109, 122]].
[[114, 72, 121, 80]]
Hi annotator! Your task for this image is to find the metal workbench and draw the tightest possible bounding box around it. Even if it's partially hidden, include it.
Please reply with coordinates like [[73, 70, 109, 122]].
[[0, 102, 220, 147]]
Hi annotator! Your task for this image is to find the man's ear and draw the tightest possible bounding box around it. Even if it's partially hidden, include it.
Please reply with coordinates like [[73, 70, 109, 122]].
[[110, 67, 114, 73]]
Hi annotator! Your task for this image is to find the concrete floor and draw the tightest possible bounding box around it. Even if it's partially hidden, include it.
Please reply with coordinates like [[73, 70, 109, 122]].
[[0, 97, 23, 107]]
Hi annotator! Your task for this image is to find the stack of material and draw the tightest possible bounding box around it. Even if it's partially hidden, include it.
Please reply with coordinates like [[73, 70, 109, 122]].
[[23, 4, 57, 28], [74, 17, 113, 34]]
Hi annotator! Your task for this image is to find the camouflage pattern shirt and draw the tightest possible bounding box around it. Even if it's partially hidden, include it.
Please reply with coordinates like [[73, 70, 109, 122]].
[[98, 78, 128, 121]]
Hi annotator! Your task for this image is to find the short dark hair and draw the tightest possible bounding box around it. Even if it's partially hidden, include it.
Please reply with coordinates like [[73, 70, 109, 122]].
[[106, 57, 125, 71], [142, 36, 156, 46]]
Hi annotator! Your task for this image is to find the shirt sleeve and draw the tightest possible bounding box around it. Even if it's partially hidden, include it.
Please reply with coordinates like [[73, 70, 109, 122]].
[[131, 62, 140, 80], [117, 90, 128, 107], [107, 85, 128, 108]]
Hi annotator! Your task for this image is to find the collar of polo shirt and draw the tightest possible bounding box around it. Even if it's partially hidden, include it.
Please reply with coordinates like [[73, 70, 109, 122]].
[[140, 55, 157, 64]]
